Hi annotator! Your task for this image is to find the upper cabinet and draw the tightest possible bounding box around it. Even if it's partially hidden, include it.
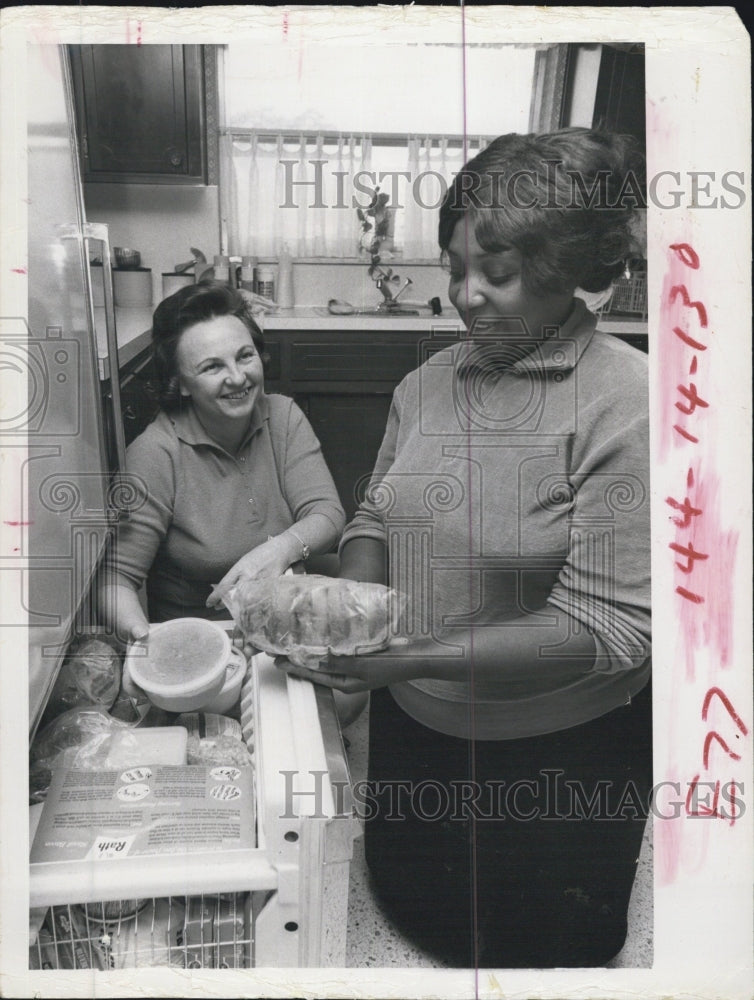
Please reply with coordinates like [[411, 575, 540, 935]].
[[69, 44, 216, 184]]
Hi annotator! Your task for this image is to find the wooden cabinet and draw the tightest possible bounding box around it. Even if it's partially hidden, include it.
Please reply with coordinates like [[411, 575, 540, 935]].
[[264, 330, 458, 519], [69, 44, 211, 184]]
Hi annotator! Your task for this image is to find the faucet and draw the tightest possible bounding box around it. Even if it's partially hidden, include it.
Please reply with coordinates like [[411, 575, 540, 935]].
[[376, 274, 413, 310]]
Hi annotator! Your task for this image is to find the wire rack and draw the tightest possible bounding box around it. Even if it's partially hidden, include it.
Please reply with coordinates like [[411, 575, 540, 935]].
[[603, 272, 648, 318], [30, 893, 263, 970]]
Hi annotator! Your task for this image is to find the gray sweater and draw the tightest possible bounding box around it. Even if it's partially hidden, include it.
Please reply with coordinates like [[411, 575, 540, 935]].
[[340, 299, 651, 739], [109, 393, 345, 622]]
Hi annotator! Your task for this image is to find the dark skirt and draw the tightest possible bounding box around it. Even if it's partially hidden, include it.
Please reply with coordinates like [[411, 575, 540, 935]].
[[364, 682, 652, 968]]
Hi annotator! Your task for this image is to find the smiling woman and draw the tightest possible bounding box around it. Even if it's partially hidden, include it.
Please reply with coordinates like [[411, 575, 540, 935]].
[[175, 316, 265, 453], [98, 281, 346, 639]]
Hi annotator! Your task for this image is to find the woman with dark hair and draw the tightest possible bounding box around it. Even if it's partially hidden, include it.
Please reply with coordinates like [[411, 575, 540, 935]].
[[100, 280, 346, 642], [281, 130, 652, 968]]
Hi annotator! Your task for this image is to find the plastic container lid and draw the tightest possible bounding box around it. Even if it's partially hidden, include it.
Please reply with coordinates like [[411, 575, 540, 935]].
[[127, 618, 231, 711]]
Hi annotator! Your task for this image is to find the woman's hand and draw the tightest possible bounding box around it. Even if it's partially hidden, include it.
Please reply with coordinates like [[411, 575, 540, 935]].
[[98, 580, 150, 646], [206, 536, 295, 609], [276, 638, 421, 693]]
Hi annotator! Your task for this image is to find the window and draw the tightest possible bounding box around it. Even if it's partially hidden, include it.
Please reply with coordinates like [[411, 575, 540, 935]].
[[219, 43, 556, 258]]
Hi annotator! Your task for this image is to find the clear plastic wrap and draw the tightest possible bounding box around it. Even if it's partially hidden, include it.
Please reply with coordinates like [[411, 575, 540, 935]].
[[223, 574, 404, 669], [29, 707, 132, 803], [47, 637, 122, 716]]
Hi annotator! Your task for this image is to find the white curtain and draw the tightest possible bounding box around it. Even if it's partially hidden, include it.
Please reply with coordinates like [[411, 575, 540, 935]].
[[222, 131, 489, 260], [401, 137, 487, 258], [223, 132, 373, 258]]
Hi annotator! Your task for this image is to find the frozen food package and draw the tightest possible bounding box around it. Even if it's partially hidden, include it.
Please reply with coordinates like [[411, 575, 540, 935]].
[[223, 574, 405, 669], [28, 707, 132, 803], [46, 636, 122, 716]]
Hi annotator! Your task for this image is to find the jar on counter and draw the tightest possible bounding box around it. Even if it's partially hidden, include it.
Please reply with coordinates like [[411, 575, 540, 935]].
[[239, 255, 257, 293], [255, 265, 275, 300], [213, 254, 232, 286]]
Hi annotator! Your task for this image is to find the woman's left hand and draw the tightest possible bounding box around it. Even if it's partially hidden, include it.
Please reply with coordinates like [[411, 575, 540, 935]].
[[206, 537, 292, 609], [276, 638, 419, 693]]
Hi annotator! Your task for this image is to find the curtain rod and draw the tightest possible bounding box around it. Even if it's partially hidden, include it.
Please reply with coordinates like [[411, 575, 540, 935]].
[[220, 127, 491, 146]]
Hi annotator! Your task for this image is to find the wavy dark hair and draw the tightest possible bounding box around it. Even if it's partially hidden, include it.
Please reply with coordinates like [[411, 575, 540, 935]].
[[438, 128, 644, 295], [150, 280, 268, 412]]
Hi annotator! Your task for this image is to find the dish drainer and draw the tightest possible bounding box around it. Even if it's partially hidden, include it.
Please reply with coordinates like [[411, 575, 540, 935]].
[[29, 646, 360, 970], [603, 272, 648, 319]]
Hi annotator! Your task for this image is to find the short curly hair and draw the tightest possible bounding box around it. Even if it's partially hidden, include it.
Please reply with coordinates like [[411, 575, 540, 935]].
[[438, 128, 644, 295], [150, 280, 267, 412]]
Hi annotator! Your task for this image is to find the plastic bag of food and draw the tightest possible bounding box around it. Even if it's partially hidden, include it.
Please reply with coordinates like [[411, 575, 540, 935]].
[[47, 637, 122, 716], [29, 707, 131, 803], [187, 735, 253, 768], [223, 573, 404, 669]]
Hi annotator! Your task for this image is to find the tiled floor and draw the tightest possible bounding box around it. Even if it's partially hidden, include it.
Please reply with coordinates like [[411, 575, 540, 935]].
[[343, 699, 653, 969]]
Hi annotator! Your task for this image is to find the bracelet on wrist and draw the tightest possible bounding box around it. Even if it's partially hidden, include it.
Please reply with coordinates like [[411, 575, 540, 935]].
[[288, 528, 310, 562]]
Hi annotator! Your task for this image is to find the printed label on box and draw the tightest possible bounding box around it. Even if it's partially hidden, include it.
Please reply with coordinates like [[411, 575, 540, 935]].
[[30, 765, 255, 863]]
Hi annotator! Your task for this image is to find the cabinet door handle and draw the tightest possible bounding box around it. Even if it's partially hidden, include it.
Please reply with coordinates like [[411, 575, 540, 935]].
[[123, 405, 137, 422], [167, 148, 184, 168]]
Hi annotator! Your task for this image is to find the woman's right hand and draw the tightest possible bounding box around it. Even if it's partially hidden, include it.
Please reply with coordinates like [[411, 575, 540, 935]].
[[122, 611, 150, 645], [98, 580, 150, 646]]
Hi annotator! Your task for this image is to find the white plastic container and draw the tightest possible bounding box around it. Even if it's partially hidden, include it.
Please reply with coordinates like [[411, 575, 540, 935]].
[[201, 647, 248, 715], [126, 618, 231, 712]]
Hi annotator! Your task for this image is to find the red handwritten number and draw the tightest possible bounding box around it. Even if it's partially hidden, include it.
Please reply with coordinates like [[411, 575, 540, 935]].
[[675, 382, 709, 416], [669, 284, 709, 329], [670, 243, 701, 269], [673, 424, 699, 444], [685, 775, 720, 817], [689, 688, 750, 825], [665, 494, 703, 529], [702, 731, 742, 770], [672, 326, 706, 350], [676, 585, 704, 604], [701, 687, 749, 734], [669, 540, 709, 573]]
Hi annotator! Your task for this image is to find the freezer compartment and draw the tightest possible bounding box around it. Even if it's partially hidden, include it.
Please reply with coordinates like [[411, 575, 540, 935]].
[[29, 649, 361, 967], [30, 894, 254, 970]]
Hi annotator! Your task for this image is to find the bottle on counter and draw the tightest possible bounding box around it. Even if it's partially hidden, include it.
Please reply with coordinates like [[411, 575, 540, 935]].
[[239, 255, 257, 293], [213, 254, 232, 286], [255, 264, 275, 301], [276, 245, 294, 309]]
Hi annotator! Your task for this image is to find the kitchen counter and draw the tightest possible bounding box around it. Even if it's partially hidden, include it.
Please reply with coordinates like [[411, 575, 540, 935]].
[[95, 305, 648, 380]]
